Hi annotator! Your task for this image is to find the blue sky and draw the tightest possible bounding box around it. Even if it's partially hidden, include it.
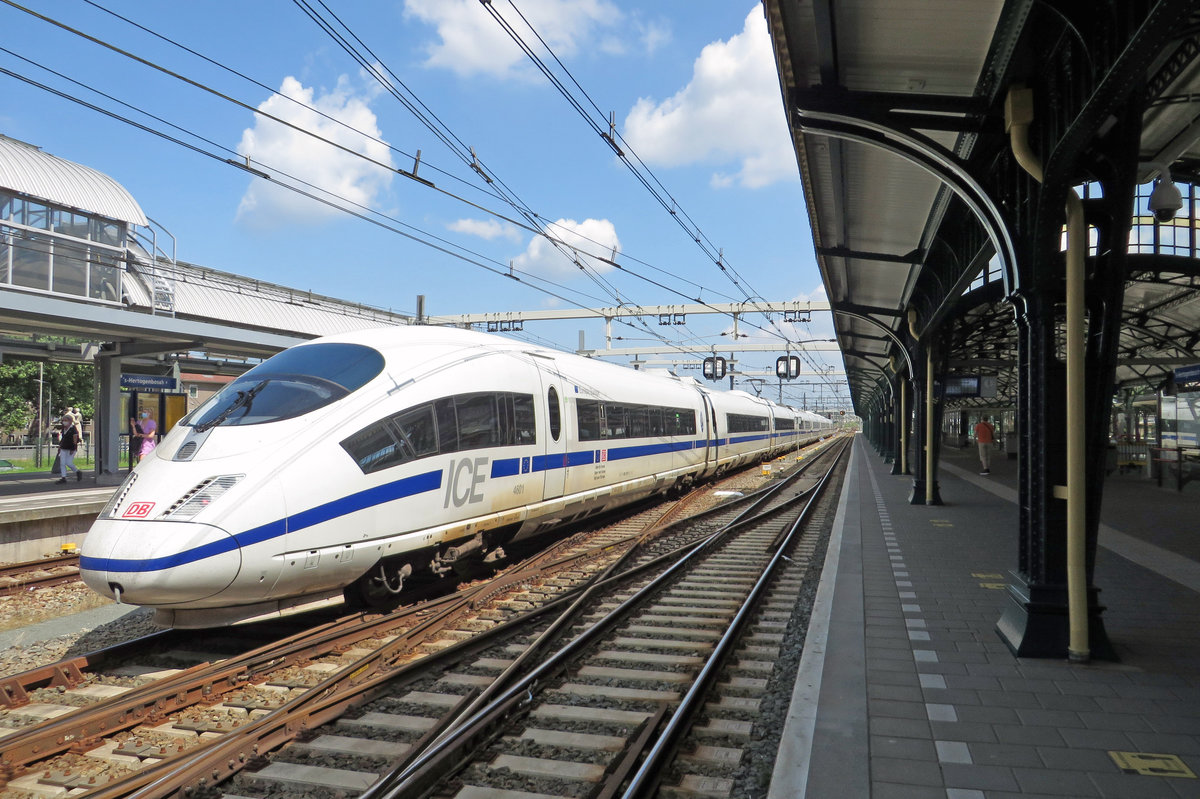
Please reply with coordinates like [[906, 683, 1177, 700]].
[[0, 0, 849, 411]]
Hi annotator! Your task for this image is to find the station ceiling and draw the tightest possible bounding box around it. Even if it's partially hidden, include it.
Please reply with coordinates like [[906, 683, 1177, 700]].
[[766, 0, 1200, 411]]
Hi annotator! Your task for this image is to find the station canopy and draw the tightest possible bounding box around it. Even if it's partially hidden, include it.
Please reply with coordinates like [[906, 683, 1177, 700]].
[[765, 0, 1200, 410]]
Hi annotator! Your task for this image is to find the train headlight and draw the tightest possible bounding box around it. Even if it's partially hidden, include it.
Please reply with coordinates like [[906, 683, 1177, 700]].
[[160, 475, 245, 520]]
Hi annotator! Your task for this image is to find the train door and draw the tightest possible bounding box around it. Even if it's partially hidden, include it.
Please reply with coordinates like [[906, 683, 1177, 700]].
[[701, 392, 718, 471], [538, 366, 567, 500]]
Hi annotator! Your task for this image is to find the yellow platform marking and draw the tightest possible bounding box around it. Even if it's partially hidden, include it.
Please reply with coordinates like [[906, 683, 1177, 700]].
[[978, 582, 1006, 590], [931, 519, 954, 528], [1109, 752, 1196, 778], [972, 573, 1004, 579]]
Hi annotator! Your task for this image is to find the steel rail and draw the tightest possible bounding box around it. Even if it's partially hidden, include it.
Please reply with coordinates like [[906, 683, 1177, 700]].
[[18, 445, 834, 797], [621, 437, 849, 797], [64, 487, 714, 798], [0, 553, 81, 596], [0, 553, 79, 579], [372, 439, 846, 798]]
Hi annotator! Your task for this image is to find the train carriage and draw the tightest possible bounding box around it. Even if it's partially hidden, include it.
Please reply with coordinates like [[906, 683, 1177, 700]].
[[81, 326, 828, 627]]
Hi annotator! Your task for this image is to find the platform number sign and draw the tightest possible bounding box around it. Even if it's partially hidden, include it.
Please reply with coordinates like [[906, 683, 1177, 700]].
[[776, 355, 801, 380], [702, 357, 727, 381]]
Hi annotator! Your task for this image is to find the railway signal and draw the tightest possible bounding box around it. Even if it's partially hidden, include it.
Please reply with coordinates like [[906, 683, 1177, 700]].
[[702, 356, 727, 381]]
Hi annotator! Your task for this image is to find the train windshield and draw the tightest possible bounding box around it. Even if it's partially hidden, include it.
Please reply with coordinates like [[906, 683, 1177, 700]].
[[183, 343, 384, 429]]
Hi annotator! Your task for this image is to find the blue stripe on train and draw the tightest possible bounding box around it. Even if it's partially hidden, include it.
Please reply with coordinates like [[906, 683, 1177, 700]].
[[81, 469, 444, 574], [87, 428, 797, 575]]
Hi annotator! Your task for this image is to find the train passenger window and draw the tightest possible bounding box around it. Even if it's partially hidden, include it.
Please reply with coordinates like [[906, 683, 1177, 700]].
[[628, 407, 649, 438], [727, 414, 769, 433], [576, 400, 695, 441], [514, 394, 536, 444], [675, 408, 697, 436], [341, 422, 404, 474], [547, 387, 561, 441], [456, 394, 500, 450], [434, 398, 458, 453], [603, 405, 626, 439], [776, 417, 795, 430], [342, 391, 537, 474], [577, 400, 601, 441], [393, 406, 437, 460]]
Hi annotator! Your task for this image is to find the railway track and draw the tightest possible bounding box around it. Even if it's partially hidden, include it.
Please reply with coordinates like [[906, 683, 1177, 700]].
[[0, 554, 80, 596], [0, 435, 844, 798]]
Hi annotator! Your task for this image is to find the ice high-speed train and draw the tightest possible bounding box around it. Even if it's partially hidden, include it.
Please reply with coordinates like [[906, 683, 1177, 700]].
[[80, 326, 833, 627]]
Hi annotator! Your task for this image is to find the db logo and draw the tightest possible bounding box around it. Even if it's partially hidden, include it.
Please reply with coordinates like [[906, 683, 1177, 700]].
[[122, 502, 155, 519]]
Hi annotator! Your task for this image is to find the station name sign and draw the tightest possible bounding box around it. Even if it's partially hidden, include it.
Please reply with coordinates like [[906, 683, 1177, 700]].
[[120, 374, 178, 392]]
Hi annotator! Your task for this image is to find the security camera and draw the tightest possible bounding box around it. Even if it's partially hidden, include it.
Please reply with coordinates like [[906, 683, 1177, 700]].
[[1149, 178, 1182, 222]]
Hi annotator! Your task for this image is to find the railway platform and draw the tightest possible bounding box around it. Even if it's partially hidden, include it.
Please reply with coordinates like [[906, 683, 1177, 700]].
[[773, 435, 1200, 798], [0, 471, 113, 562]]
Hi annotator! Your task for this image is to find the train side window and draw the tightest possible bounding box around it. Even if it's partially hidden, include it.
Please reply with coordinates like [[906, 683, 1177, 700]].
[[676, 408, 697, 435], [435, 398, 458, 453], [603, 404, 627, 439], [514, 393, 537, 444], [628, 406, 649, 437], [393, 405, 437, 460], [648, 407, 664, 436], [577, 399, 600, 441], [341, 422, 403, 474], [727, 413, 769, 433], [455, 393, 500, 450], [547, 387, 561, 441]]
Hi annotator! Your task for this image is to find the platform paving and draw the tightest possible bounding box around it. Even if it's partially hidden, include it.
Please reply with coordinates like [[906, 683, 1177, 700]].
[[773, 436, 1200, 798]]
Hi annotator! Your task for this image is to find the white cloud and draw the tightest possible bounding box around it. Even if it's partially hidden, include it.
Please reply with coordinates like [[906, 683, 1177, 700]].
[[404, 0, 621, 79], [514, 218, 620, 279], [448, 218, 522, 242], [622, 6, 796, 189], [235, 76, 394, 227]]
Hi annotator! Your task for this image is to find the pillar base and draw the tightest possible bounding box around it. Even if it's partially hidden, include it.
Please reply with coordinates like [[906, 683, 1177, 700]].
[[907, 479, 942, 505], [995, 572, 1116, 661]]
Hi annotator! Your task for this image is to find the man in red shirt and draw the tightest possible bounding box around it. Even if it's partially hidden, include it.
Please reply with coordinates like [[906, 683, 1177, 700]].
[[973, 416, 995, 475]]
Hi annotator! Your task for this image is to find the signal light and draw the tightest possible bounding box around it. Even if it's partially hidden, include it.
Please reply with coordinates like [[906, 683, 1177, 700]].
[[702, 356, 727, 381], [775, 355, 801, 380]]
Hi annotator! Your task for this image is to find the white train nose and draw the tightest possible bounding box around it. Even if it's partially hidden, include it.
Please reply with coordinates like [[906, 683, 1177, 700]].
[[80, 520, 241, 605]]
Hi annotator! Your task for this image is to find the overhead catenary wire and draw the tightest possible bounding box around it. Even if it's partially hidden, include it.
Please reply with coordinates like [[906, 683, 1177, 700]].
[[287, 0, 799, 356], [295, 0, 809, 351], [0, 0, 837, 372], [482, 0, 776, 316], [0, 57, 730, 362], [4, 0, 776, 329], [49, 2, 753, 311], [290, 0, 636, 312]]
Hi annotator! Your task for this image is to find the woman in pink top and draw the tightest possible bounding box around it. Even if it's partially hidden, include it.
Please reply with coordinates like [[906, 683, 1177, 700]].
[[138, 411, 157, 457]]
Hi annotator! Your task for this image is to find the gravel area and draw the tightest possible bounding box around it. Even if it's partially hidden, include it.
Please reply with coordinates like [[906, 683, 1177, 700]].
[[0, 582, 160, 677], [0, 581, 113, 633]]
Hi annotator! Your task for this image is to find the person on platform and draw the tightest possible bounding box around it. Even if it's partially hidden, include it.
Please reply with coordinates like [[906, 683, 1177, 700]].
[[129, 414, 144, 465], [973, 416, 996, 475], [138, 410, 158, 459], [55, 418, 82, 483]]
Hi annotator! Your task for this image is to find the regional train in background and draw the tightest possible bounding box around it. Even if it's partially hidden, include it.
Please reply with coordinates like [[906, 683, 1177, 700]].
[[80, 326, 834, 627]]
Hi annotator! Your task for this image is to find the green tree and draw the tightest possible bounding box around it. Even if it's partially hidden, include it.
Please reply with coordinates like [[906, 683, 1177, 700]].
[[0, 360, 95, 439]]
